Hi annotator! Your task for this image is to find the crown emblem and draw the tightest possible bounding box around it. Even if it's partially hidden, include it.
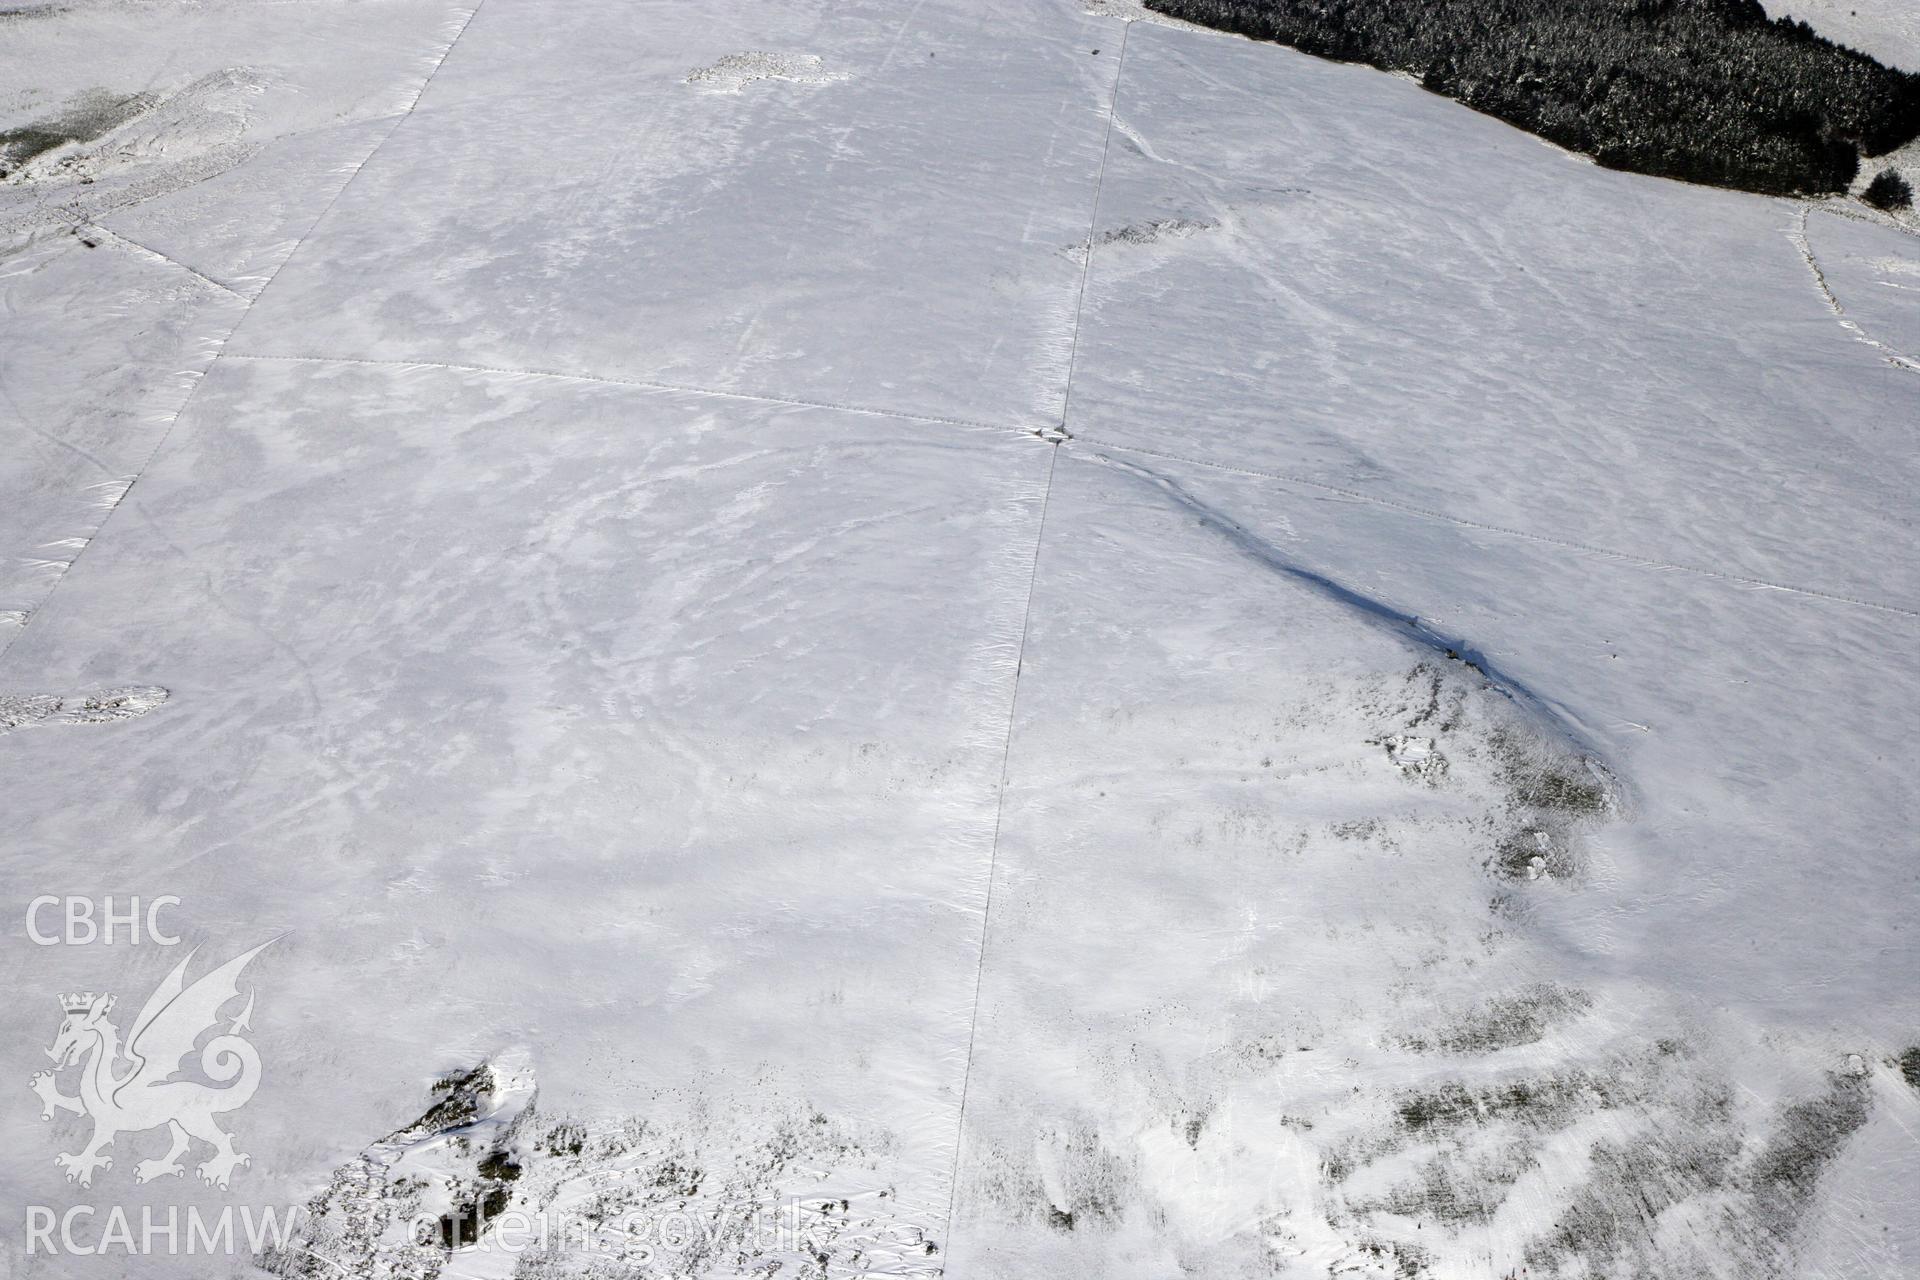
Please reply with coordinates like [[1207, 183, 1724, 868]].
[[60, 992, 106, 1015]]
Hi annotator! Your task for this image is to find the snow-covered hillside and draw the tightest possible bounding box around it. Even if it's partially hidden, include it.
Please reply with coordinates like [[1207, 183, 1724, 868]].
[[1765, 0, 1920, 70], [1, 1, 1915, 1278]]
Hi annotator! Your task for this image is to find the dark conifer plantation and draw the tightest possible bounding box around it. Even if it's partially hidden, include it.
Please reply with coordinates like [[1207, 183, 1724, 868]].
[[1144, 0, 1920, 196]]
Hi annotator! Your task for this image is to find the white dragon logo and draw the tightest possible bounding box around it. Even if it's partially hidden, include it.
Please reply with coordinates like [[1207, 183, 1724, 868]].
[[29, 940, 272, 1190]]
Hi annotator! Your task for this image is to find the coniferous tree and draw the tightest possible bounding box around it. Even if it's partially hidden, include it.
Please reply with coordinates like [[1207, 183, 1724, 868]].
[[1862, 169, 1914, 211]]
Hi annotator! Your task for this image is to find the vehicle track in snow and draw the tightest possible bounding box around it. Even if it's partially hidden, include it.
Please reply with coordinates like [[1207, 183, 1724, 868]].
[[221, 352, 1023, 440], [1058, 21, 1132, 429], [1790, 203, 1920, 375], [205, 345, 1920, 624], [54, 211, 248, 300], [942, 21, 1134, 1263], [941, 445, 1061, 1262]]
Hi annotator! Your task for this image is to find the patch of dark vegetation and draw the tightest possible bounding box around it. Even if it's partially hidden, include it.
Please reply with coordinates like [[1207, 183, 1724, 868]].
[[262, 1062, 536, 1277], [1511, 765, 1608, 816], [1863, 168, 1914, 210], [1141, 0, 1920, 196], [438, 1184, 512, 1248], [1398, 665, 1444, 726], [1488, 728, 1610, 816], [1522, 1075, 1865, 1274], [1336, 1041, 1873, 1273], [1527, 1129, 1741, 1272], [1484, 730, 1611, 883], [1096, 217, 1215, 248], [1021, 1123, 1130, 1233], [416, 1064, 490, 1132], [1490, 825, 1576, 881], [0, 89, 154, 176], [648, 1156, 704, 1198], [476, 1149, 521, 1182], [542, 1118, 587, 1156], [1394, 1073, 1604, 1135], [1354, 1237, 1431, 1279], [1749, 1075, 1869, 1220], [0, 127, 68, 170], [1400, 983, 1594, 1054], [1391, 663, 1464, 733], [1899, 1046, 1920, 1089], [1372, 1151, 1525, 1225]]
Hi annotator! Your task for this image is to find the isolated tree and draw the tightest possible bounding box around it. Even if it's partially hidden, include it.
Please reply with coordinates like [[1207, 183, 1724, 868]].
[[1862, 168, 1914, 210]]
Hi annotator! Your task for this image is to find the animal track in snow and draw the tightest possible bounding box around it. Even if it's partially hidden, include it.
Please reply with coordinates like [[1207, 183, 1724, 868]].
[[0, 686, 168, 734], [686, 52, 849, 94]]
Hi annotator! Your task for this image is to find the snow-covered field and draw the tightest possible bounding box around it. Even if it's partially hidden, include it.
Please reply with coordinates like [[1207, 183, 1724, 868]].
[[1766, 0, 1920, 71], [1, 1, 1915, 1277]]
